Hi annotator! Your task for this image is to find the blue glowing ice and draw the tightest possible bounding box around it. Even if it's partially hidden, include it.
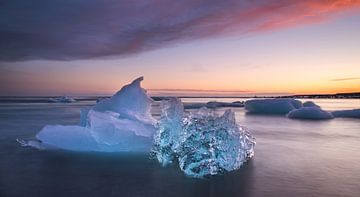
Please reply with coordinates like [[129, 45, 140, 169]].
[[152, 98, 255, 178]]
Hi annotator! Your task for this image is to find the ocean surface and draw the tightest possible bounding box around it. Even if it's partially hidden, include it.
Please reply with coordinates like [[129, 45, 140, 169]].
[[0, 98, 359, 197]]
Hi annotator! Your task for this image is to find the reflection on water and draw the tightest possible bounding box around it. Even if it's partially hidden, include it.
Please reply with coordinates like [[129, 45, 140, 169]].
[[0, 99, 359, 197]]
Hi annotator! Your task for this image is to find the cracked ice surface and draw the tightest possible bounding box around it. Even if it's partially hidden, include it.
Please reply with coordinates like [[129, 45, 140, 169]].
[[152, 98, 256, 178]]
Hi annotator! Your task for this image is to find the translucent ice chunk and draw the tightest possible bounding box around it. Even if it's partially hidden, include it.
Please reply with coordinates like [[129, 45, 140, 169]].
[[152, 99, 255, 178], [152, 98, 184, 166]]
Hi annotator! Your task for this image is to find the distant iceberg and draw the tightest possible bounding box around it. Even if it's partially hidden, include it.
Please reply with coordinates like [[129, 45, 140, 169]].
[[49, 96, 76, 103], [287, 106, 334, 120], [152, 98, 255, 178], [184, 101, 244, 109], [245, 98, 302, 114], [332, 109, 360, 119], [287, 100, 334, 120], [21, 77, 156, 152], [302, 101, 320, 108], [205, 101, 244, 108], [244, 98, 359, 120]]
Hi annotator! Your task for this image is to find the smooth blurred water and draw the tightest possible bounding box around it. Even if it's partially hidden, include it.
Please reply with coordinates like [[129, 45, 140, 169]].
[[0, 99, 359, 197]]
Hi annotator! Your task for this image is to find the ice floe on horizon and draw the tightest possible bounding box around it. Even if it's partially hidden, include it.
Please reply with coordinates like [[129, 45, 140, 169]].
[[245, 98, 302, 114], [244, 98, 359, 120], [184, 101, 244, 109], [332, 109, 360, 119], [287, 106, 334, 120], [49, 96, 76, 103]]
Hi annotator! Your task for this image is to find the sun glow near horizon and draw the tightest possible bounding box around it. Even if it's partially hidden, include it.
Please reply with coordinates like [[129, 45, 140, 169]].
[[0, 1, 359, 96]]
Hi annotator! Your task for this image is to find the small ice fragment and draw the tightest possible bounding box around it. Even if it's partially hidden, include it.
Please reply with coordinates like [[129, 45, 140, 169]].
[[16, 138, 46, 150]]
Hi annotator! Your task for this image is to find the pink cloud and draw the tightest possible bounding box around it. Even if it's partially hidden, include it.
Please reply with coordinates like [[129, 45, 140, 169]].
[[0, 0, 359, 61]]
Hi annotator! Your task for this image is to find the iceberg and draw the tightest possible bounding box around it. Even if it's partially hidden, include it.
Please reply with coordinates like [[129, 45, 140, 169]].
[[245, 98, 302, 114], [244, 98, 360, 120], [205, 101, 244, 108], [152, 98, 255, 178], [49, 96, 76, 103], [332, 109, 360, 119], [286, 101, 359, 120], [302, 101, 320, 108], [184, 101, 244, 109], [21, 77, 156, 152], [183, 102, 206, 109], [287, 107, 334, 120]]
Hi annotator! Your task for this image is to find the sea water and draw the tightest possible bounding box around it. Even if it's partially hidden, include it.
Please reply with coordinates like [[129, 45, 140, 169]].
[[0, 98, 359, 196]]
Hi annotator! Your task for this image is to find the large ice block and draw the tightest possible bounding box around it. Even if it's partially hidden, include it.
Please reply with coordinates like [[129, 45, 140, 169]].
[[22, 77, 156, 152], [152, 99, 256, 178]]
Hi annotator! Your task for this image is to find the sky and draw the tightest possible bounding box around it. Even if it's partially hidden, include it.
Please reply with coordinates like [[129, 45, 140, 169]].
[[0, 0, 360, 96]]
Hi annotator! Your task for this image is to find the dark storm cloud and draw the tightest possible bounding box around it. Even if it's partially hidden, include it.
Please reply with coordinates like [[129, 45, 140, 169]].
[[0, 0, 359, 61]]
